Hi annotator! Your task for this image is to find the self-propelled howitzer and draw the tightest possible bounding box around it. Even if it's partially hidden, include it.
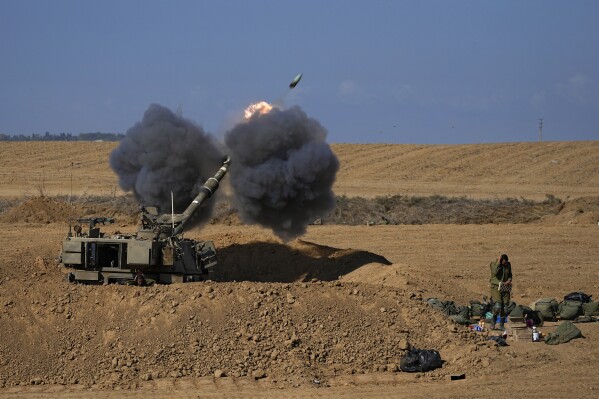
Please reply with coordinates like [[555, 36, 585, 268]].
[[60, 157, 231, 284]]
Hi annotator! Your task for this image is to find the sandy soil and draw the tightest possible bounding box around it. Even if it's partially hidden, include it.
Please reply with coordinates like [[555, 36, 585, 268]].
[[1, 141, 598, 398]]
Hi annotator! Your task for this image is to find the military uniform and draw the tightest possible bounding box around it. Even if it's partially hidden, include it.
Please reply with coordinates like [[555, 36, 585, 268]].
[[489, 258, 512, 329]]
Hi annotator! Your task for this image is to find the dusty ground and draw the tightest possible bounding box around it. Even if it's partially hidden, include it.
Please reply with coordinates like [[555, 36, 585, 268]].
[[0, 141, 598, 398]]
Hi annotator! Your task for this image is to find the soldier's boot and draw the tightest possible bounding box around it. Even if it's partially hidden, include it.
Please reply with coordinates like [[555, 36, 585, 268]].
[[499, 317, 506, 330]]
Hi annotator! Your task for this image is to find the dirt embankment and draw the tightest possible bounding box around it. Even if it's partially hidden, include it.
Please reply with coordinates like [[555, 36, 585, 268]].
[[2, 194, 597, 227], [0, 196, 138, 225], [0, 228, 498, 389]]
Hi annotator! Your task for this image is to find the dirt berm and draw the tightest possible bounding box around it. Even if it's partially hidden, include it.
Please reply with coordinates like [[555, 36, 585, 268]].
[[0, 229, 498, 389]]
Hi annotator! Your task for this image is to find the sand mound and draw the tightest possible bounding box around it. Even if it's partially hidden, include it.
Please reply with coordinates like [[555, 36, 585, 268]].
[[0, 196, 138, 225], [540, 196, 599, 225], [0, 257, 497, 389], [0, 196, 80, 223], [0, 227, 504, 389]]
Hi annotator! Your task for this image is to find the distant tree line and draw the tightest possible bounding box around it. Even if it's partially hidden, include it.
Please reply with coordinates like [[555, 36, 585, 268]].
[[0, 132, 125, 142]]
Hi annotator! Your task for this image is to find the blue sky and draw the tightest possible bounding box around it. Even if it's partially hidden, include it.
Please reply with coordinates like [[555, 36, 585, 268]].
[[1, 0, 598, 144]]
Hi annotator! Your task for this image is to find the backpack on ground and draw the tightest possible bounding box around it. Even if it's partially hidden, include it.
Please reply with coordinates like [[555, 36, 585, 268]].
[[510, 305, 543, 326], [449, 313, 471, 325], [558, 300, 583, 320], [582, 301, 599, 316], [469, 300, 484, 318], [441, 301, 460, 316], [563, 292, 592, 303], [449, 306, 473, 325], [458, 305, 471, 318], [527, 310, 544, 327], [532, 298, 559, 322], [509, 304, 531, 318], [426, 298, 444, 310], [426, 298, 459, 316]]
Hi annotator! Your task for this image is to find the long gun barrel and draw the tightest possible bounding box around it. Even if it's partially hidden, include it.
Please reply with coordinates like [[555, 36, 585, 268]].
[[171, 156, 231, 236]]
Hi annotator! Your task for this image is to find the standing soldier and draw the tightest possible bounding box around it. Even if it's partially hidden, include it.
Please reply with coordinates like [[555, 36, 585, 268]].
[[489, 254, 512, 330]]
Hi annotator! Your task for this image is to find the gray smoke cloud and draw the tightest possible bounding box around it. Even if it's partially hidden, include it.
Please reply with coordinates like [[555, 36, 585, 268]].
[[109, 103, 226, 226], [225, 105, 339, 241]]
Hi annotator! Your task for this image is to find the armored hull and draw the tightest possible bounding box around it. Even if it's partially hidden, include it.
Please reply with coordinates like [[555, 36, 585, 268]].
[[61, 233, 217, 284], [60, 157, 230, 285]]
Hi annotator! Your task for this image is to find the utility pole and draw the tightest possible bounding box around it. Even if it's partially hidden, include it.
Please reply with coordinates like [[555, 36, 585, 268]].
[[70, 162, 74, 202], [538, 118, 543, 142]]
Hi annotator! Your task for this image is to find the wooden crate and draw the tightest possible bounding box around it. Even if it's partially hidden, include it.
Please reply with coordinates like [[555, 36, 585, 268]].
[[507, 317, 530, 342], [507, 326, 531, 342]]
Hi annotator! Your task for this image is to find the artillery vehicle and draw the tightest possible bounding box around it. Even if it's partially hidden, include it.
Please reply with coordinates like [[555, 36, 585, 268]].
[[59, 157, 230, 284]]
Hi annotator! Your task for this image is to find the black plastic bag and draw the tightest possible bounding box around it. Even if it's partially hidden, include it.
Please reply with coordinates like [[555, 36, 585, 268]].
[[564, 292, 592, 303], [487, 335, 508, 346], [400, 349, 443, 372]]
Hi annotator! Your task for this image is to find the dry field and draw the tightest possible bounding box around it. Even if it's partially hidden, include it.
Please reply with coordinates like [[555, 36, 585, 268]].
[[1, 141, 598, 199], [0, 141, 598, 399]]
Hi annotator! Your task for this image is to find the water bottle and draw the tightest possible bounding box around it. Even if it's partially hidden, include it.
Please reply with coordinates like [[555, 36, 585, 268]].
[[532, 326, 540, 342]]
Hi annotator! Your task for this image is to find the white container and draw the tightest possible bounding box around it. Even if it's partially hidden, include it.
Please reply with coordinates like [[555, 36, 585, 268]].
[[532, 327, 541, 342]]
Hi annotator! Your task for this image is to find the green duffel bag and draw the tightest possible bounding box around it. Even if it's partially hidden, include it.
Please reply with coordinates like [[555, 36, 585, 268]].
[[544, 321, 582, 345], [509, 305, 543, 326], [449, 314, 471, 325], [558, 300, 583, 320], [509, 304, 532, 318], [426, 298, 458, 316], [582, 301, 599, 316], [533, 298, 559, 322], [426, 298, 444, 311], [469, 300, 484, 318]]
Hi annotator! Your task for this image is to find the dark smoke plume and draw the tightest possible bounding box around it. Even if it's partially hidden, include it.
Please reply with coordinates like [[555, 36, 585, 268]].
[[110, 103, 226, 227], [225, 105, 339, 241]]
